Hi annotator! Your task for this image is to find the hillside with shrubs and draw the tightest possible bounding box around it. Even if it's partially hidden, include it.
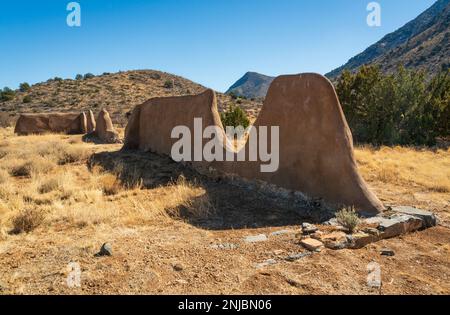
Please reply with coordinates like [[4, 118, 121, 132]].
[[0, 70, 262, 127]]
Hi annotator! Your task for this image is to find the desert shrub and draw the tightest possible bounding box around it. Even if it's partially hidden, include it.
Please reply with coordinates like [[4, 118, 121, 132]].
[[164, 80, 174, 89], [22, 95, 32, 103], [336, 207, 360, 233], [57, 145, 89, 165], [0, 112, 15, 127], [84, 73, 95, 80], [0, 87, 16, 102], [220, 104, 250, 129], [336, 66, 450, 146], [10, 158, 55, 177], [19, 82, 31, 92], [37, 177, 62, 194], [99, 173, 122, 196], [228, 92, 238, 100], [75, 74, 83, 80], [150, 72, 161, 80], [11, 208, 45, 234]]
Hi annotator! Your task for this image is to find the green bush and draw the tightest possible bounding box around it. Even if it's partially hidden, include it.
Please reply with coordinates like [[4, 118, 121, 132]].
[[220, 104, 250, 129], [0, 87, 16, 102], [335, 65, 449, 146], [336, 207, 360, 234], [75, 74, 83, 80], [164, 80, 174, 89], [19, 82, 30, 92], [84, 73, 95, 80], [23, 95, 32, 103]]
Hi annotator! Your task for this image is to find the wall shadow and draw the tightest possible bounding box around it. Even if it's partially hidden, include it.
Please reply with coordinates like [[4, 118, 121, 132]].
[[89, 149, 329, 230]]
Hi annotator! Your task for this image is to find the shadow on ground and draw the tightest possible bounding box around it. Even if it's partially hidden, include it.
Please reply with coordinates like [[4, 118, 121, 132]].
[[89, 150, 329, 230]]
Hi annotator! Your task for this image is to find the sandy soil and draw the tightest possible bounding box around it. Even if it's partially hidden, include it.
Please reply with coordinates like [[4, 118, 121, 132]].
[[0, 137, 449, 295]]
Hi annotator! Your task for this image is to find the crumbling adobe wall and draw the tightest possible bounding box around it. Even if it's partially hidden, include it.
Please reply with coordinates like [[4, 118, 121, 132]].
[[122, 74, 385, 215], [123, 89, 226, 168], [94, 109, 121, 144], [14, 112, 87, 135], [219, 74, 385, 215]]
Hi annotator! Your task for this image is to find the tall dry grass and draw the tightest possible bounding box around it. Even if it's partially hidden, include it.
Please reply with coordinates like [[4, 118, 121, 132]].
[[0, 129, 215, 236], [355, 145, 450, 193]]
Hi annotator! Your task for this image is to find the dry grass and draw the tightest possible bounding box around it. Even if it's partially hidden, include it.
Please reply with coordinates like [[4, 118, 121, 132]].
[[10, 208, 46, 234], [0, 130, 215, 235], [1, 129, 447, 238], [355, 145, 450, 193]]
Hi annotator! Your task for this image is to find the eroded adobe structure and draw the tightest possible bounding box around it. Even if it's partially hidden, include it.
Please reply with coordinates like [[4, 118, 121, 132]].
[[14, 112, 88, 135], [14, 109, 120, 145], [123, 73, 385, 215], [94, 109, 121, 144]]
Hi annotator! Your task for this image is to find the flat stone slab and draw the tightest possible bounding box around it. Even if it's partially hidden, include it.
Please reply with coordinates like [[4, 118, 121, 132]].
[[285, 252, 312, 262], [391, 206, 437, 228], [270, 229, 295, 236], [319, 206, 437, 250], [254, 259, 277, 269], [300, 238, 324, 251], [244, 234, 268, 243]]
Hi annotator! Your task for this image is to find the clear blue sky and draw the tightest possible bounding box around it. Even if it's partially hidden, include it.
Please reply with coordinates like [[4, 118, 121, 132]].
[[0, 0, 436, 92]]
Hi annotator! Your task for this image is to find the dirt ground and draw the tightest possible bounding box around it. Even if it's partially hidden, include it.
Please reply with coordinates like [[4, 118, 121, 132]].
[[0, 132, 449, 295]]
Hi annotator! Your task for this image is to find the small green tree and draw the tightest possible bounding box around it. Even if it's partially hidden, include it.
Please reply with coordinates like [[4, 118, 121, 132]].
[[164, 80, 174, 89], [84, 73, 95, 80], [0, 87, 16, 102], [23, 95, 32, 103], [220, 104, 250, 129], [75, 74, 83, 80], [19, 82, 31, 92]]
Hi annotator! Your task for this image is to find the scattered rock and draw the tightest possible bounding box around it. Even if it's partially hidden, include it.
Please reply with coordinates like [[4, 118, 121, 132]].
[[244, 234, 268, 243], [210, 243, 238, 250], [255, 259, 277, 269], [380, 248, 395, 256], [173, 263, 184, 272], [270, 229, 295, 236], [302, 223, 318, 235], [285, 252, 312, 262], [319, 231, 348, 250], [347, 232, 379, 249], [362, 227, 380, 236], [300, 238, 324, 251], [95, 243, 112, 257], [273, 249, 285, 255], [310, 231, 324, 240]]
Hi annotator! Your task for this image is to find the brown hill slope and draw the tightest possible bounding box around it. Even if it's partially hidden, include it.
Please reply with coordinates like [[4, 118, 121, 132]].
[[327, 0, 450, 79], [0, 70, 262, 126]]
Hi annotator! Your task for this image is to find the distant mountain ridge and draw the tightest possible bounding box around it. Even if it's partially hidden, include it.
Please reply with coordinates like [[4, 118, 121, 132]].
[[226, 72, 274, 99], [327, 0, 450, 78]]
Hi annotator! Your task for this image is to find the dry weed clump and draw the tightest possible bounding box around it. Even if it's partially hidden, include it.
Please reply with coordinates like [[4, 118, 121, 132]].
[[10, 208, 46, 234], [99, 173, 122, 196], [9, 157, 55, 177], [163, 176, 215, 219], [336, 207, 360, 233]]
